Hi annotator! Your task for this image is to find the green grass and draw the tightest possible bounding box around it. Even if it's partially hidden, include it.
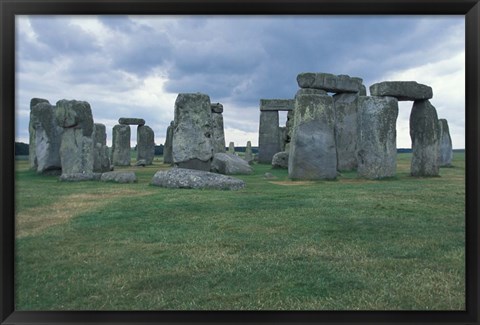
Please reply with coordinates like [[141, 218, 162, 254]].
[[15, 153, 465, 310]]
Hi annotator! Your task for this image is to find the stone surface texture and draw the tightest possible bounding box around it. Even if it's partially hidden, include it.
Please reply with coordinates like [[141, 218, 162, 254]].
[[437, 119, 453, 167], [29, 99, 63, 173], [356, 96, 399, 179], [370, 81, 433, 101], [288, 93, 337, 180], [212, 108, 226, 154], [410, 100, 440, 176], [172, 93, 214, 171], [272, 151, 289, 169], [297, 72, 364, 93], [118, 117, 145, 125], [210, 153, 253, 175], [163, 121, 174, 164], [93, 123, 111, 172], [259, 99, 295, 111], [211, 103, 224, 113], [55, 99, 95, 177], [244, 141, 253, 163], [137, 125, 155, 165], [228, 142, 236, 154], [333, 93, 359, 171], [111, 124, 131, 166], [101, 171, 137, 183], [258, 110, 281, 163], [151, 168, 245, 190]]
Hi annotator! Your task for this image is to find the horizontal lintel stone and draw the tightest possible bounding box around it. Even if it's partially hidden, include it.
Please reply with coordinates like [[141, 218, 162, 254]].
[[260, 99, 295, 111], [118, 117, 146, 125]]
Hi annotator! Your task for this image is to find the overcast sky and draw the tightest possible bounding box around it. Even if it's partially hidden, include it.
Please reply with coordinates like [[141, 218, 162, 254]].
[[15, 15, 465, 149]]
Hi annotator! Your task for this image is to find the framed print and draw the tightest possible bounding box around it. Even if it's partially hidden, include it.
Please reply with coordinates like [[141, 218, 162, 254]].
[[1, 0, 479, 324]]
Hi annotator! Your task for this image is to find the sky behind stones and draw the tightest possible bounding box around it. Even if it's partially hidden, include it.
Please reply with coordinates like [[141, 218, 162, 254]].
[[15, 15, 465, 148]]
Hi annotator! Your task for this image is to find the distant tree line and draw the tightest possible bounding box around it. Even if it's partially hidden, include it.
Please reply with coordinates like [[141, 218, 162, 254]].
[[15, 142, 29, 156]]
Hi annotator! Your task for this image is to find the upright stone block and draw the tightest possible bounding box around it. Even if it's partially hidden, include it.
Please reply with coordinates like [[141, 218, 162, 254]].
[[137, 125, 155, 165], [288, 93, 337, 180], [228, 142, 235, 154], [333, 93, 359, 171], [111, 124, 131, 166], [29, 98, 62, 173], [356, 96, 398, 179], [55, 99, 95, 177], [437, 119, 453, 167], [211, 103, 226, 154], [93, 123, 111, 172], [410, 100, 440, 176], [244, 141, 253, 163], [258, 110, 281, 163], [172, 93, 214, 171], [163, 121, 174, 164]]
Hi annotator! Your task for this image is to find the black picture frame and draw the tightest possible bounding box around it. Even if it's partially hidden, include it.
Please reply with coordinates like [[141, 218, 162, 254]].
[[1, 0, 479, 324]]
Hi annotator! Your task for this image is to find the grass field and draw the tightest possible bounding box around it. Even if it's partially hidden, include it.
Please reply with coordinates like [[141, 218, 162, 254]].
[[14, 153, 465, 310]]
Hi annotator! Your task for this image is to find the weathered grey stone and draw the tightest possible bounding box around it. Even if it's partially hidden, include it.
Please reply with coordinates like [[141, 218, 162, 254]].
[[258, 110, 281, 163], [136, 159, 147, 167], [333, 93, 359, 171], [111, 124, 131, 166], [260, 99, 295, 111], [295, 88, 328, 97], [359, 84, 367, 96], [100, 171, 137, 183], [118, 117, 145, 126], [228, 142, 236, 154], [279, 126, 287, 151], [151, 168, 245, 190], [244, 141, 253, 164], [59, 172, 98, 182], [137, 125, 155, 165], [272, 151, 289, 169], [297, 73, 364, 93], [410, 100, 440, 176], [211, 103, 224, 113], [93, 123, 111, 173], [211, 153, 253, 175], [370, 81, 433, 101], [172, 93, 214, 171], [438, 119, 453, 167], [29, 99, 63, 173], [56, 100, 94, 176], [285, 110, 295, 147], [163, 121, 174, 164], [212, 110, 226, 154], [288, 93, 337, 180], [356, 96, 398, 179], [264, 172, 277, 179]]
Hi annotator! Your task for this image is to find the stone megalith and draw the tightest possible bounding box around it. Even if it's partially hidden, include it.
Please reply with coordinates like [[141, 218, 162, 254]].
[[211, 103, 226, 154], [437, 119, 453, 167], [93, 123, 111, 172], [55, 99, 95, 178], [272, 151, 289, 169], [244, 141, 253, 163], [333, 93, 359, 171], [410, 100, 440, 176], [356, 96, 398, 179], [111, 124, 131, 166], [28, 98, 63, 173], [172, 93, 214, 171], [370, 81, 433, 101], [211, 153, 253, 175], [297, 72, 364, 93], [258, 110, 280, 163], [163, 121, 174, 164], [137, 125, 155, 165], [228, 142, 235, 154], [279, 126, 287, 152], [288, 93, 337, 180], [118, 117, 145, 126]]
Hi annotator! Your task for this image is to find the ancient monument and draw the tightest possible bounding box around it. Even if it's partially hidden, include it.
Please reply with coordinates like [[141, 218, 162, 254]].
[[211, 103, 226, 154], [228, 141, 235, 154], [93, 123, 111, 172], [438, 119, 453, 167], [163, 121, 174, 164], [244, 141, 253, 164], [111, 117, 154, 166], [111, 124, 131, 166]]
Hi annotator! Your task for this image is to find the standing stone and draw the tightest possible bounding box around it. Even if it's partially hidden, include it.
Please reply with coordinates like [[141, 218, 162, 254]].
[[288, 93, 337, 180], [172, 93, 214, 171], [163, 121, 174, 164], [211, 103, 226, 154], [137, 125, 155, 165], [333, 93, 359, 171], [410, 100, 440, 176], [258, 110, 281, 163], [437, 119, 453, 167], [55, 99, 95, 178], [228, 142, 235, 154], [244, 141, 253, 163], [111, 124, 131, 166], [356, 96, 398, 179], [272, 151, 289, 169], [28, 98, 63, 173], [279, 126, 287, 151], [93, 123, 110, 172]]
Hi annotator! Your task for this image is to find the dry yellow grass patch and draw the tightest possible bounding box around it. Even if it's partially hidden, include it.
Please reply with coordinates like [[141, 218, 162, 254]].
[[16, 190, 152, 238]]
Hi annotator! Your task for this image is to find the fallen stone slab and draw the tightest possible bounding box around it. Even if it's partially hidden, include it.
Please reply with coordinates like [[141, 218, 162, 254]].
[[272, 151, 289, 169], [370, 81, 433, 101], [59, 172, 100, 182], [100, 171, 137, 183], [211, 153, 253, 175], [151, 168, 245, 190], [118, 117, 145, 126], [297, 72, 364, 93]]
